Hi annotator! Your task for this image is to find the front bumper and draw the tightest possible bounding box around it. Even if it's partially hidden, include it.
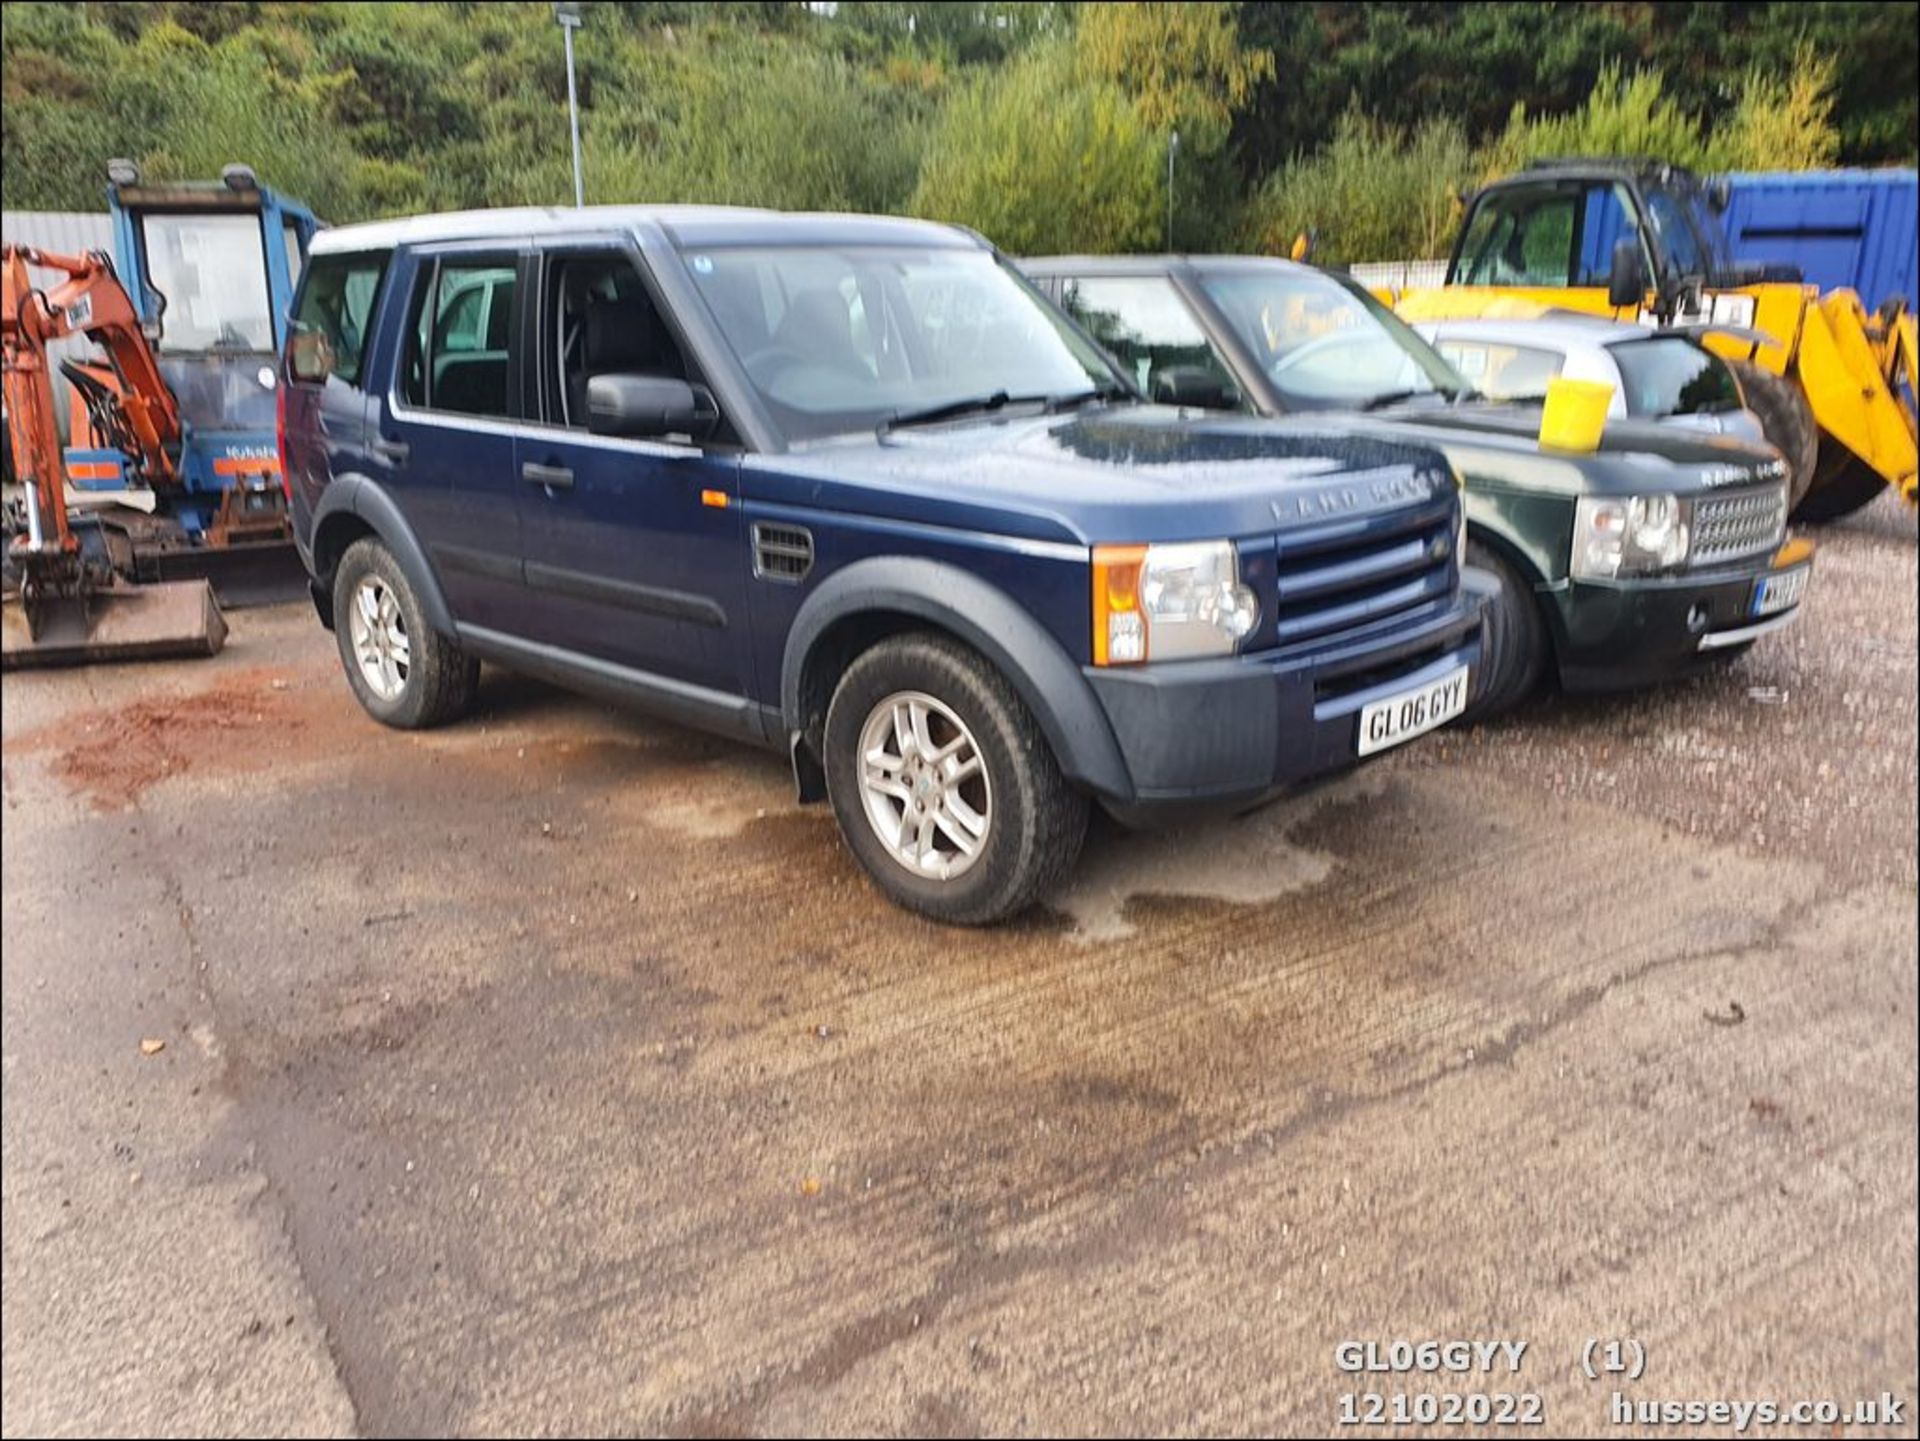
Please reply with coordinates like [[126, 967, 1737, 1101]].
[[1554, 538, 1813, 691], [1083, 570, 1494, 824]]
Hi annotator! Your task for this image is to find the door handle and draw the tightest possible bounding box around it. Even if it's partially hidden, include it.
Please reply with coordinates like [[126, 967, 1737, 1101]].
[[521, 461, 574, 490], [372, 437, 410, 463]]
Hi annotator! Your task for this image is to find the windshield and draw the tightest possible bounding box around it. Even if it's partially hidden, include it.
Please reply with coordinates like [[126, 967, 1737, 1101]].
[[680, 245, 1121, 440], [1610, 337, 1742, 417], [140, 212, 275, 354], [1196, 268, 1465, 411]]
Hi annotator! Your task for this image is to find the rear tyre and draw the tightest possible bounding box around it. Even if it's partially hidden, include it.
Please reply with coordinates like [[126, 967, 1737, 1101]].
[[824, 632, 1088, 925], [332, 537, 478, 729], [1727, 359, 1818, 512], [1464, 539, 1546, 720], [1794, 442, 1888, 523]]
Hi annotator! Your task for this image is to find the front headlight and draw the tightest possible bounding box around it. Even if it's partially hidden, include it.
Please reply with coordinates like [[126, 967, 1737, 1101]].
[[1092, 539, 1259, 665], [1571, 494, 1692, 580]]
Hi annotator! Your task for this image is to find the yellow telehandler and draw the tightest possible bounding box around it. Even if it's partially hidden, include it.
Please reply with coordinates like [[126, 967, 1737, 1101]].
[[1383, 160, 1917, 521]]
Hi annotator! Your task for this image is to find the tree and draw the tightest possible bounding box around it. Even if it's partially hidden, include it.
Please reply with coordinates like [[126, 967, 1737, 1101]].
[[1715, 42, 1842, 171], [909, 41, 1164, 253], [1241, 108, 1475, 265], [1077, 1, 1274, 149]]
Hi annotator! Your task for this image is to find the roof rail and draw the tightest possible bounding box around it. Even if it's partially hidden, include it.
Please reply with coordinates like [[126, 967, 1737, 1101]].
[[1523, 156, 1663, 172]]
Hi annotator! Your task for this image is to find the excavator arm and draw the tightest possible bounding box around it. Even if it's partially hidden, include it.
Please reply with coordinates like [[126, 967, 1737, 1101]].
[[4, 246, 180, 488], [2, 245, 222, 663]]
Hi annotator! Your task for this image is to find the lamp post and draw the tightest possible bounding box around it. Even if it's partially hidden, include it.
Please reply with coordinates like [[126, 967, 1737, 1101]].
[[554, 1, 585, 208], [1166, 129, 1180, 253]]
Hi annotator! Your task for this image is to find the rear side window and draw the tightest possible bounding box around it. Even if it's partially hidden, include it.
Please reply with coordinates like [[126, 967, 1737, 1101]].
[[288, 251, 388, 387], [1610, 338, 1741, 417], [401, 259, 518, 418]]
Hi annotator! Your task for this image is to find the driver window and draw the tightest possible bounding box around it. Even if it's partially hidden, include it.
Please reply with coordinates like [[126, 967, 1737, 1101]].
[[546, 253, 694, 430], [1057, 276, 1243, 409], [1458, 191, 1579, 287]]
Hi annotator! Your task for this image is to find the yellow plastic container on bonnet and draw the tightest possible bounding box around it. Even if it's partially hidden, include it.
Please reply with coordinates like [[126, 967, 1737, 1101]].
[[1538, 377, 1614, 452]]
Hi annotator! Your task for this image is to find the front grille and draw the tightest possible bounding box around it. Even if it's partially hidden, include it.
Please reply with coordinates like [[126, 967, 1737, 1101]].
[[1691, 488, 1786, 568], [752, 523, 814, 582], [1272, 496, 1457, 650]]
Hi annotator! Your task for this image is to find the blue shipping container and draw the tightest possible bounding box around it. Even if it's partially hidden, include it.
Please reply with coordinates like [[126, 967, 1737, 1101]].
[[1721, 169, 1919, 314]]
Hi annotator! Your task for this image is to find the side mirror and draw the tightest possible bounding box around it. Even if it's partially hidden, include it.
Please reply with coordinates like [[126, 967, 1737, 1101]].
[[1606, 238, 1647, 310], [586, 374, 718, 440], [1707, 177, 1732, 214], [1289, 229, 1317, 264], [1153, 365, 1238, 410]]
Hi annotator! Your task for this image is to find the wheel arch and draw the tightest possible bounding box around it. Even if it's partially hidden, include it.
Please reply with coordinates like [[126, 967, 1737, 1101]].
[[309, 475, 456, 636], [781, 558, 1133, 804], [1466, 520, 1566, 661]]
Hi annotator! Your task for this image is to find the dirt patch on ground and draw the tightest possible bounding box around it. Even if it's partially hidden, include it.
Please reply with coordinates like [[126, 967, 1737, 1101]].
[[13, 666, 306, 811]]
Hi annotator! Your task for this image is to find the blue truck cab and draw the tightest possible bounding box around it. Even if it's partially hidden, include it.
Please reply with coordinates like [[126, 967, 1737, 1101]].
[[280, 207, 1491, 923], [71, 165, 319, 544]]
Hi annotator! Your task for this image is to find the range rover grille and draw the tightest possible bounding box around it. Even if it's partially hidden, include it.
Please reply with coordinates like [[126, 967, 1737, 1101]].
[[1691, 489, 1786, 568]]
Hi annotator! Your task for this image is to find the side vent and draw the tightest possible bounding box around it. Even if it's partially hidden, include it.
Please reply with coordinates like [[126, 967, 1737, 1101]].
[[752, 522, 814, 582]]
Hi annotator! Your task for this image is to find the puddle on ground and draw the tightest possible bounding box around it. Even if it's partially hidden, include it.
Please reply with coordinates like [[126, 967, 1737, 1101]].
[[1057, 771, 1386, 942]]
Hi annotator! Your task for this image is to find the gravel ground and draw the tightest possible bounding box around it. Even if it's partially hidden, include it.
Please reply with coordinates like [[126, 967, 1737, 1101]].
[[1400, 494, 1919, 891], [2, 491, 1914, 1437]]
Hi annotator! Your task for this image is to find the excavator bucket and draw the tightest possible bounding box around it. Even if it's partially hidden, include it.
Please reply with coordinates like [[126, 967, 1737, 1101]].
[[1, 579, 227, 669]]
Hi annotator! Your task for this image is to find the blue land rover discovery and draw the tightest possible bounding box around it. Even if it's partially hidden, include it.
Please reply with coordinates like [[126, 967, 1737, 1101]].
[[280, 207, 1491, 923]]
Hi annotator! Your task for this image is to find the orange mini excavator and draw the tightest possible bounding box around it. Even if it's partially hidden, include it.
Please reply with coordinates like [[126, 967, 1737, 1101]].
[[2, 244, 225, 666]]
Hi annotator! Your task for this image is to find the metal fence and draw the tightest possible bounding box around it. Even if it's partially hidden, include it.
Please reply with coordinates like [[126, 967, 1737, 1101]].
[[2, 210, 116, 436], [1346, 258, 1449, 292]]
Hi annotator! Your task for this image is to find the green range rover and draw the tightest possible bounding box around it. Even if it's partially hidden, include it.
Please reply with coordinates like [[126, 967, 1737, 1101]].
[[1021, 254, 1813, 715]]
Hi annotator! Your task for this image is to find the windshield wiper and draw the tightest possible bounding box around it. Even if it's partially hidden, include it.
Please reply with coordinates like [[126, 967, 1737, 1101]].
[[881, 390, 1048, 434], [1044, 382, 1130, 413], [1359, 388, 1440, 412]]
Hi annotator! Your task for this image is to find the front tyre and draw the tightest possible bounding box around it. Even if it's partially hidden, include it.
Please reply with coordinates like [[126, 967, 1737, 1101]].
[[824, 633, 1088, 925], [1464, 539, 1546, 719], [332, 537, 479, 729]]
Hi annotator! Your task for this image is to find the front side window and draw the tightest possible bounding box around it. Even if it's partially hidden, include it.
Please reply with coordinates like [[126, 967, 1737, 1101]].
[[1456, 190, 1577, 287], [402, 259, 517, 417], [1198, 268, 1462, 411], [288, 251, 388, 388], [282, 221, 305, 292], [141, 212, 275, 353], [1057, 276, 1244, 409], [1457, 183, 1647, 290], [545, 252, 694, 430], [681, 245, 1119, 441], [1609, 337, 1741, 417]]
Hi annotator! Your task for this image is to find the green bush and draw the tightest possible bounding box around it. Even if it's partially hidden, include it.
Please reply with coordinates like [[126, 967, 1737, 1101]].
[[1240, 109, 1475, 266], [908, 40, 1164, 254]]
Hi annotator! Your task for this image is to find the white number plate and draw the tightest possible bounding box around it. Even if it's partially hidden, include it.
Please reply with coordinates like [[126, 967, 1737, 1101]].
[[1751, 564, 1809, 618], [1356, 664, 1470, 757]]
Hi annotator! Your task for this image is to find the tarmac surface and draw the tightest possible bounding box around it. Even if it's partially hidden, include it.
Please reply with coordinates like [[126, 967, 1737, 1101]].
[[3, 495, 1914, 1437]]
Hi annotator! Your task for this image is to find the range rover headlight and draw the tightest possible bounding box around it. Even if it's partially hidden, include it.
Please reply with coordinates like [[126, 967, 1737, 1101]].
[[1092, 539, 1258, 665], [1571, 494, 1692, 580]]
